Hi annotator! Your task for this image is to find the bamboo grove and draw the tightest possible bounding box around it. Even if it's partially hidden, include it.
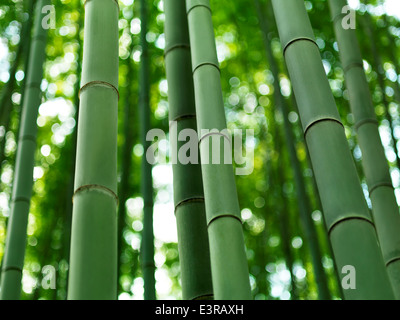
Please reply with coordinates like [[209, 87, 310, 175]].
[[0, 0, 399, 300]]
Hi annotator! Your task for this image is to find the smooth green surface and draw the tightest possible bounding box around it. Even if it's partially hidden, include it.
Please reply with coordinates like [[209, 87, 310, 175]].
[[256, 0, 331, 300], [186, 0, 251, 299], [139, 0, 156, 300], [0, 0, 49, 300], [272, 0, 395, 299], [329, 0, 400, 298], [67, 0, 119, 300], [165, 0, 213, 300]]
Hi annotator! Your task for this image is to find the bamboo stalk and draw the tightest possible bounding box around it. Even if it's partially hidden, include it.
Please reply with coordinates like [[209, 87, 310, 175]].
[[164, 0, 213, 300], [362, 11, 400, 170], [329, 0, 400, 298], [271, 0, 394, 299], [0, 0, 49, 300], [255, 0, 331, 300], [185, 0, 251, 299], [139, 0, 156, 300], [67, 0, 119, 300]]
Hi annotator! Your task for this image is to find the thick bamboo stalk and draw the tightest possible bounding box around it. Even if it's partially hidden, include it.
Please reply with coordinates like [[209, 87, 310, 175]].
[[271, 0, 394, 299], [185, 0, 251, 299], [329, 0, 400, 298], [164, 0, 213, 300], [0, 0, 49, 300], [139, 0, 156, 300], [67, 0, 119, 300], [255, 0, 331, 300]]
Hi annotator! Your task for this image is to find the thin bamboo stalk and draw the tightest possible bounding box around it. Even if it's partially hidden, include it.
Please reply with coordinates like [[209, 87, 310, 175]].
[[271, 0, 394, 299], [164, 0, 213, 300], [0, 0, 49, 300], [67, 0, 119, 300], [185, 0, 251, 299], [329, 0, 400, 298], [139, 0, 156, 300]]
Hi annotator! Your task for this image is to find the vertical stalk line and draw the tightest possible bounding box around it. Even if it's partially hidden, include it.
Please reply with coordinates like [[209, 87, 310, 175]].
[[185, 0, 251, 299], [329, 0, 400, 298], [63, 0, 83, 295], [380, 14, 400, 106], [0, 0, 49, 300], [255, 0, 331, 300], [67, 0, 119, 300], [362, 11, 400, 169], [164, 0, 213, 300], [271, 0, 394, 299], [117, 12, 136, 295], [139, 0, 156, 301]]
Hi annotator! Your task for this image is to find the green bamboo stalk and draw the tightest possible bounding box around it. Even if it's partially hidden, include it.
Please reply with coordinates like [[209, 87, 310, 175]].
[[255, 0, 331, 300], [329, 0, 400, 298], [185, 0, 251, 300], [164, 0, 213, 300], [362, 11, 400, 170], [271, 0, 394, 299], [67, 0, 119, 300], [0, 0, 49, 300], [139, 0, 156, 300]]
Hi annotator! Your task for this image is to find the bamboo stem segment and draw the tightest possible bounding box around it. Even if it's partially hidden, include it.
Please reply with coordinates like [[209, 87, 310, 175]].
[[328, 0, 400, 298], [0, 0, 49, 300], [164, 0, 213, 300], [271, 0, 394, 299], [67, 0, 119, 300], [185, 0, 251, 300]]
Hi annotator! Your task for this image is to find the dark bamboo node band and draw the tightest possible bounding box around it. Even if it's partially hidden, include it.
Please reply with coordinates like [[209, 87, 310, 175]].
[[84, 0, 119, 10], [283, 37, 317, 56], [207, 214, 243, 227], [164, 43, 190, 57], [25, 82, 42, 91], [72, 184, 119, 205], [193, 294, 214, 300], [1, 266, 23, 273], [368, 181, 394, 195], [328, 216, 374, 236], [32, 34, 47, 42], [186, 4, 212, 16], [343, 61, 364, 73], [171, 113, 197, 123], [303, 117, 344, 138], [142, 261, 156, 268], [331, 12, 347, 24], [79, 81, 120, 100], [12, 196, 31, 204], [174, 197, 205, 214], [354, 118, 379, 131], [386, 256, 400, 268], [198, 131, 232, 146], [20, 134, 37, 143], [192, 62, 220, 75]]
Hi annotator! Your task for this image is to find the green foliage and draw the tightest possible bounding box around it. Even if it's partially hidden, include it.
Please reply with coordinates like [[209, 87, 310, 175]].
[[0, 0, 399, 299]]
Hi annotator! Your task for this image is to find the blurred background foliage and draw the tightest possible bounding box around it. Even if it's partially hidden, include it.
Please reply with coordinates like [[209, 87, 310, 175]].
[[0, 0, 399, 299]]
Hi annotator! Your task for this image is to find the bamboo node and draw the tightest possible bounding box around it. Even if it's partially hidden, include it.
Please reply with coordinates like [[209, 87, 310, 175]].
[[84, 0, 120, 11], [198, 131, 232, 147], [303, 117, 343, 138], [328, 216, 374, 235], [170, 113, 197, 123], [207, 214, 242, 227], [79, 80, 120, 100], [192, 62, 220, 75], [283, 37, 317, 56], [186, 4, 212, 16], [164, 43, 190, 57], [354, 118, 378, 130], [73, 184, 119, 205], [174, 197, 205, 214], [386, 256, 400, 268], [368, 182, 394, 195]]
